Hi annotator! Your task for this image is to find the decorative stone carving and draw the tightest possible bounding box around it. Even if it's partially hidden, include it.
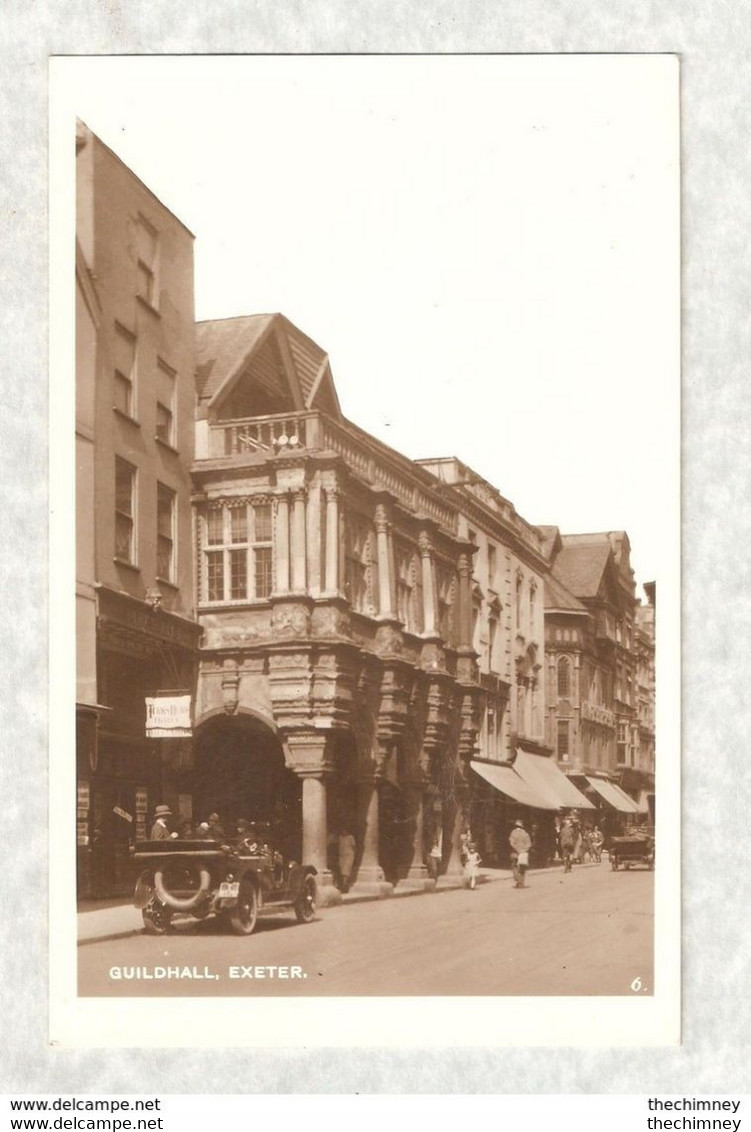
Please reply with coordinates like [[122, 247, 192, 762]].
[[270, 598, 311, 638], [221, 660, 240, 714]]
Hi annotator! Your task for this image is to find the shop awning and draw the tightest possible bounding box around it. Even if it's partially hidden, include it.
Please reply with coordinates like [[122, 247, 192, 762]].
[[585, 776, 641, 814], [634, 790, 651, 814], [470, 760, 558, 810], [513, 749, 596, 810]]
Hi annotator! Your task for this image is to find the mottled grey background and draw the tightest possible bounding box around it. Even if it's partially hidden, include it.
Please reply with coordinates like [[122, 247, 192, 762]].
[[2, 2, 749, 1095]]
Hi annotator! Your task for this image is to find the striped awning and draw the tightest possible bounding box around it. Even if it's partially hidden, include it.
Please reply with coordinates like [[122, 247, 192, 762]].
[[470, 760, 558, 810], [585, 776, 641, 814], [513, 749, 595, 810]]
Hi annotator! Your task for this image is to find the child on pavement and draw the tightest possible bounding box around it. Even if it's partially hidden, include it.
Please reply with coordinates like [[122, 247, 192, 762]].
[[464, 843, 482, 890]]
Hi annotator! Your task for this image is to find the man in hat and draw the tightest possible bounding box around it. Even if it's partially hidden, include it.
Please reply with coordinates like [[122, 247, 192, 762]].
[[559, 817, 576, 873], [150, 804, 173, 840], [207, 812, 225, 839], [509, 818, 532, 888]]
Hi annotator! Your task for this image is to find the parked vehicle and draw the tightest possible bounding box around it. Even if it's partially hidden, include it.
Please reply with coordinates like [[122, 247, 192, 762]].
[[609, 832, 655, 871], [131, 833, 317, 935]]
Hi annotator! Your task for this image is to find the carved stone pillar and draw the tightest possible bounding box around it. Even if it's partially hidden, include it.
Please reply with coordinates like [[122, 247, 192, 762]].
[[349, 773, 393, 898], [275, 492, 290, 594], [395, 778, 436, 892], [457, 548, 472, 650], [324, 487, 340, 594], [375, 501, 395, 618], [301, 774, 327, 871], [291, 489, 307, 593], [419, 531, 438, 636], [284, 730, 341, 906], [438, 776, 471, 884]]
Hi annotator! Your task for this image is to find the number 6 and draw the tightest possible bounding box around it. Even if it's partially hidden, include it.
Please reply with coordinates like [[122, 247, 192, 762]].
[[631, 976, 642, 992]]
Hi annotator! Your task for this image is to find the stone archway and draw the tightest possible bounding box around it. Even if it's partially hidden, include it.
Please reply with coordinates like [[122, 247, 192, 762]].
[[191, 710, 302, 860]]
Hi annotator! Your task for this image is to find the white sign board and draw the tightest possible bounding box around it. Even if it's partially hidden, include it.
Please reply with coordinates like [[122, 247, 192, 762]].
[[145, 694, 192, 737]]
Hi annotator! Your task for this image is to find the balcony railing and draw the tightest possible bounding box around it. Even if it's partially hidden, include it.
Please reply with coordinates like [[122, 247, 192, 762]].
[[210, 412, 321, 458], [205, 411, 458, 533]]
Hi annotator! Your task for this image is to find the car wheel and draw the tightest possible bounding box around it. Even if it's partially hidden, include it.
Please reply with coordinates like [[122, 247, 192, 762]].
[[229, 881, 258, 935], [294, 875, 317, 923], [142, 903, 172, 935]]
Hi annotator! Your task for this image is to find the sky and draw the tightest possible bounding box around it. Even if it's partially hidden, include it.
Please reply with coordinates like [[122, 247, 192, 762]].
[[56, 55, 679, 589]]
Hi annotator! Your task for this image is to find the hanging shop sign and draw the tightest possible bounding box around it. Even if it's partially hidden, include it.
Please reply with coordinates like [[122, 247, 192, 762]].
[[145, 694, 192, 738], [113, 806, 133, 823]]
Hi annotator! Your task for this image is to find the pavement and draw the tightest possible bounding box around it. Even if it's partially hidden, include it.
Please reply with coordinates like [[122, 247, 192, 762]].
[[77, 862, 602, 945], [77, 858, 651, 996]]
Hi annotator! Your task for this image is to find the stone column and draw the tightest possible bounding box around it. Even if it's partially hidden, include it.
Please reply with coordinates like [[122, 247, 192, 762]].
[[457, 549, 472, 649], [275, 492, 290, 594], [285, 730, 340, 906], [349, 774, 393, 898], [324, 486, 339, 594], [438, 782, 470, 884], [419, 532, 437, 636], [396, 780, 435, 892], [301, 774, 327, 872], [375, 502, 395, 618], [291, 489, 307, 593]]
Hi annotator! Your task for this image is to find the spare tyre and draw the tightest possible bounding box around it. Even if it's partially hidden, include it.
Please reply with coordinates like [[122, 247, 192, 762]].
[[154, 863, 212, 911]]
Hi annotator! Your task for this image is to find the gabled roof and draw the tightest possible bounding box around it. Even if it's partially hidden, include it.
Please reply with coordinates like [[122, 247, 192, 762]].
[[544, 571, 588, 613], [537, 525, 561, 561], [195, 312, 341, 418], [196, 315, 274, 401], [551, 540, 614, 600]]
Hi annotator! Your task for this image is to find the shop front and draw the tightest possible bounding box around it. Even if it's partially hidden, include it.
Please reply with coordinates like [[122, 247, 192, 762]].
[[469, 750, 594, 868]]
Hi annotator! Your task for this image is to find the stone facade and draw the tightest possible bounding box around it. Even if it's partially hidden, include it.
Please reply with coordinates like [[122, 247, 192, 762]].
[[76, 128, 656, 900], [539, 528, 654, 804], [75, 124, 201, 897], [191, 316, 486, 899]]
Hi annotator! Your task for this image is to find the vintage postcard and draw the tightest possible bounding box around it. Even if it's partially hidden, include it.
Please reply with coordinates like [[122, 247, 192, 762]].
[[49, 54, 680, 1046]]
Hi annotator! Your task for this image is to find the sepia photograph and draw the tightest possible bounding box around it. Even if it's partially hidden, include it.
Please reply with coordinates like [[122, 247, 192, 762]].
[[50, 53, 680, 1043]]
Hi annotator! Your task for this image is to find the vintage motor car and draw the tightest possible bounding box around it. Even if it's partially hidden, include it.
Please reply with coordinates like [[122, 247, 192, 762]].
[[131, 832, 318, 935], [609, 831, 655, 871]]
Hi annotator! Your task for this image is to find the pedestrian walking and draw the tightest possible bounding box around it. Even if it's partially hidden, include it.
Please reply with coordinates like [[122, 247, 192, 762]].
[[509, 819, 532, 888], [427, 839, 442, 880], [559, 817, 576, 873], [150, 804, 172, 840], [463, 843, 482, 890], [591, 826, 604, 862], [338, 830, 356, 892]]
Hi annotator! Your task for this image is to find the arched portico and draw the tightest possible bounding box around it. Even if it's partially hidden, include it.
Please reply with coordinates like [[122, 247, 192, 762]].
[[192, 710, 301, 860]]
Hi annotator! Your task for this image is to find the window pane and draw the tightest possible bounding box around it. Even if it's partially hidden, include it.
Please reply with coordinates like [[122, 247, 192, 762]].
[[115, 514, 133, 561], [114, 373, 132, 415], [115, 459, 133, 517], [157, 361, 175, 406], [137, 217, 158, 265], [137, 261, 153, 303], [157, 484, 174, 537], [557, 658, 571, 698], [557, 721, 569, 757], [254, 546, 272, 599], [206, 551, 224, 601], [254, 504, 272, 542], [229, 548, 247, 599], [157, 534, 173, 579], [114, 327, 134, 377], [156, 402, 173, 443], [230, 506, 247, 544], [207, 509, 223, 545]]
